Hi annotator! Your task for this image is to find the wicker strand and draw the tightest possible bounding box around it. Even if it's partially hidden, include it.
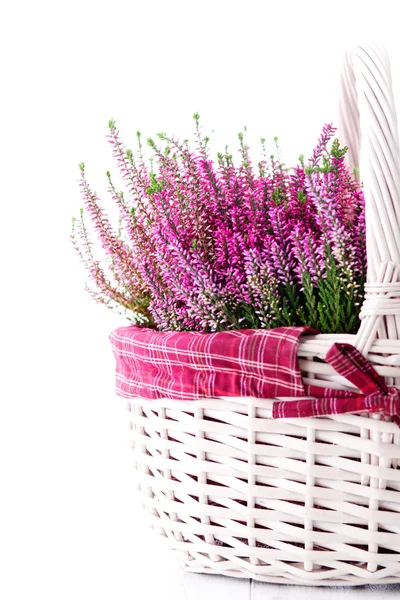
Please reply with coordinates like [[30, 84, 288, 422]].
[[339, 43, 400, 283], [194, 406, 221, 563]]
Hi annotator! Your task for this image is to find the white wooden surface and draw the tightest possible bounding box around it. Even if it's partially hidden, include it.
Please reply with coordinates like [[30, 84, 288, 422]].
[[184, 574, 400, 599]]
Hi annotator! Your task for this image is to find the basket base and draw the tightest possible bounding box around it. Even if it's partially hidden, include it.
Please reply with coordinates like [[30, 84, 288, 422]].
[[183, 562, 400, 587], [127, 394, 400, 589]]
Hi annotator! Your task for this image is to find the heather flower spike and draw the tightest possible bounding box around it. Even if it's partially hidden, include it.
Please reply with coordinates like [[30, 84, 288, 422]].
[[72, 117, 366, 334]]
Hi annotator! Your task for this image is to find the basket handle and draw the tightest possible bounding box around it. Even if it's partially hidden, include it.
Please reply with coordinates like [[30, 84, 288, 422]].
[[339, 43, 400, 284]]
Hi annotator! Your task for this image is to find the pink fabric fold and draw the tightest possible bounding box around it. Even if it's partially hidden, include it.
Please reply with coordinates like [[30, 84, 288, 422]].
[[273, 342, 400, 427], [110, 325, 315, 400]]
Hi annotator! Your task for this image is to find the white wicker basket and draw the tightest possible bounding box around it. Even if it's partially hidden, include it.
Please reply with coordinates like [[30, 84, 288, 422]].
[[124, 43, 400, 586]]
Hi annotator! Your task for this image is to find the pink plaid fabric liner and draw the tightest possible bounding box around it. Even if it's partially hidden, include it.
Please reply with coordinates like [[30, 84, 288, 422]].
[[110, 326, 400, 426], [110, 325, 314, 400]]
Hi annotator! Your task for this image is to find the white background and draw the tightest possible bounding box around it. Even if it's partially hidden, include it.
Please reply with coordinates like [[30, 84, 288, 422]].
[[2, 1, 400, 598]]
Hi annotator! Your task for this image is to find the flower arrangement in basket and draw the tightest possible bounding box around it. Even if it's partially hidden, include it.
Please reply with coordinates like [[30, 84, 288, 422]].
[[73, 117, 365, 334], [73, 43, 400, 587]]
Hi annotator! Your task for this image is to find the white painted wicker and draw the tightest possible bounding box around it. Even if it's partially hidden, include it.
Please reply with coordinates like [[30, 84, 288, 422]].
[[125, 43, 400, 586]]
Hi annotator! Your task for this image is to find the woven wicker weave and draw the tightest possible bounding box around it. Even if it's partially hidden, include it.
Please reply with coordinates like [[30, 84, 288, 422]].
[[124, 43, 400, 586]]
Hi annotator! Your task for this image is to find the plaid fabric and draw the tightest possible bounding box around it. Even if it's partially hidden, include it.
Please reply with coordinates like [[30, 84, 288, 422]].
[[272, 343, 400, 427], [110, 327, 400, 427], [110, 325, 315, 400]]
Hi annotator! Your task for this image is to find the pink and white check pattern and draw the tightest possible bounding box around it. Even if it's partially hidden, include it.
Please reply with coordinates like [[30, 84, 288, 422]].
[[110, 325, 313, 400], [110, 327, 400, 427], [273, 342, 400, 426]]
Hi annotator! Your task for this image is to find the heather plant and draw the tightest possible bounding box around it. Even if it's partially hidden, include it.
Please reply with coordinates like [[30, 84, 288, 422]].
[[72, 116, 366, 333]]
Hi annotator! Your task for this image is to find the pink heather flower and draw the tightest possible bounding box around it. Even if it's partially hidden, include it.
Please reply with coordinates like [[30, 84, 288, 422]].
[[72, 119, 366, 334]]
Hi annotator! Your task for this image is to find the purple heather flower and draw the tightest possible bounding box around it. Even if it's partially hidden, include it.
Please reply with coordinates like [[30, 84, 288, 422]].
[[73, 119, 366, 334]]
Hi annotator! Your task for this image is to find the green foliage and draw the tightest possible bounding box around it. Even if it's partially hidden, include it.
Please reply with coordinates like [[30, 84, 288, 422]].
[[330, 138, 348, 159]]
